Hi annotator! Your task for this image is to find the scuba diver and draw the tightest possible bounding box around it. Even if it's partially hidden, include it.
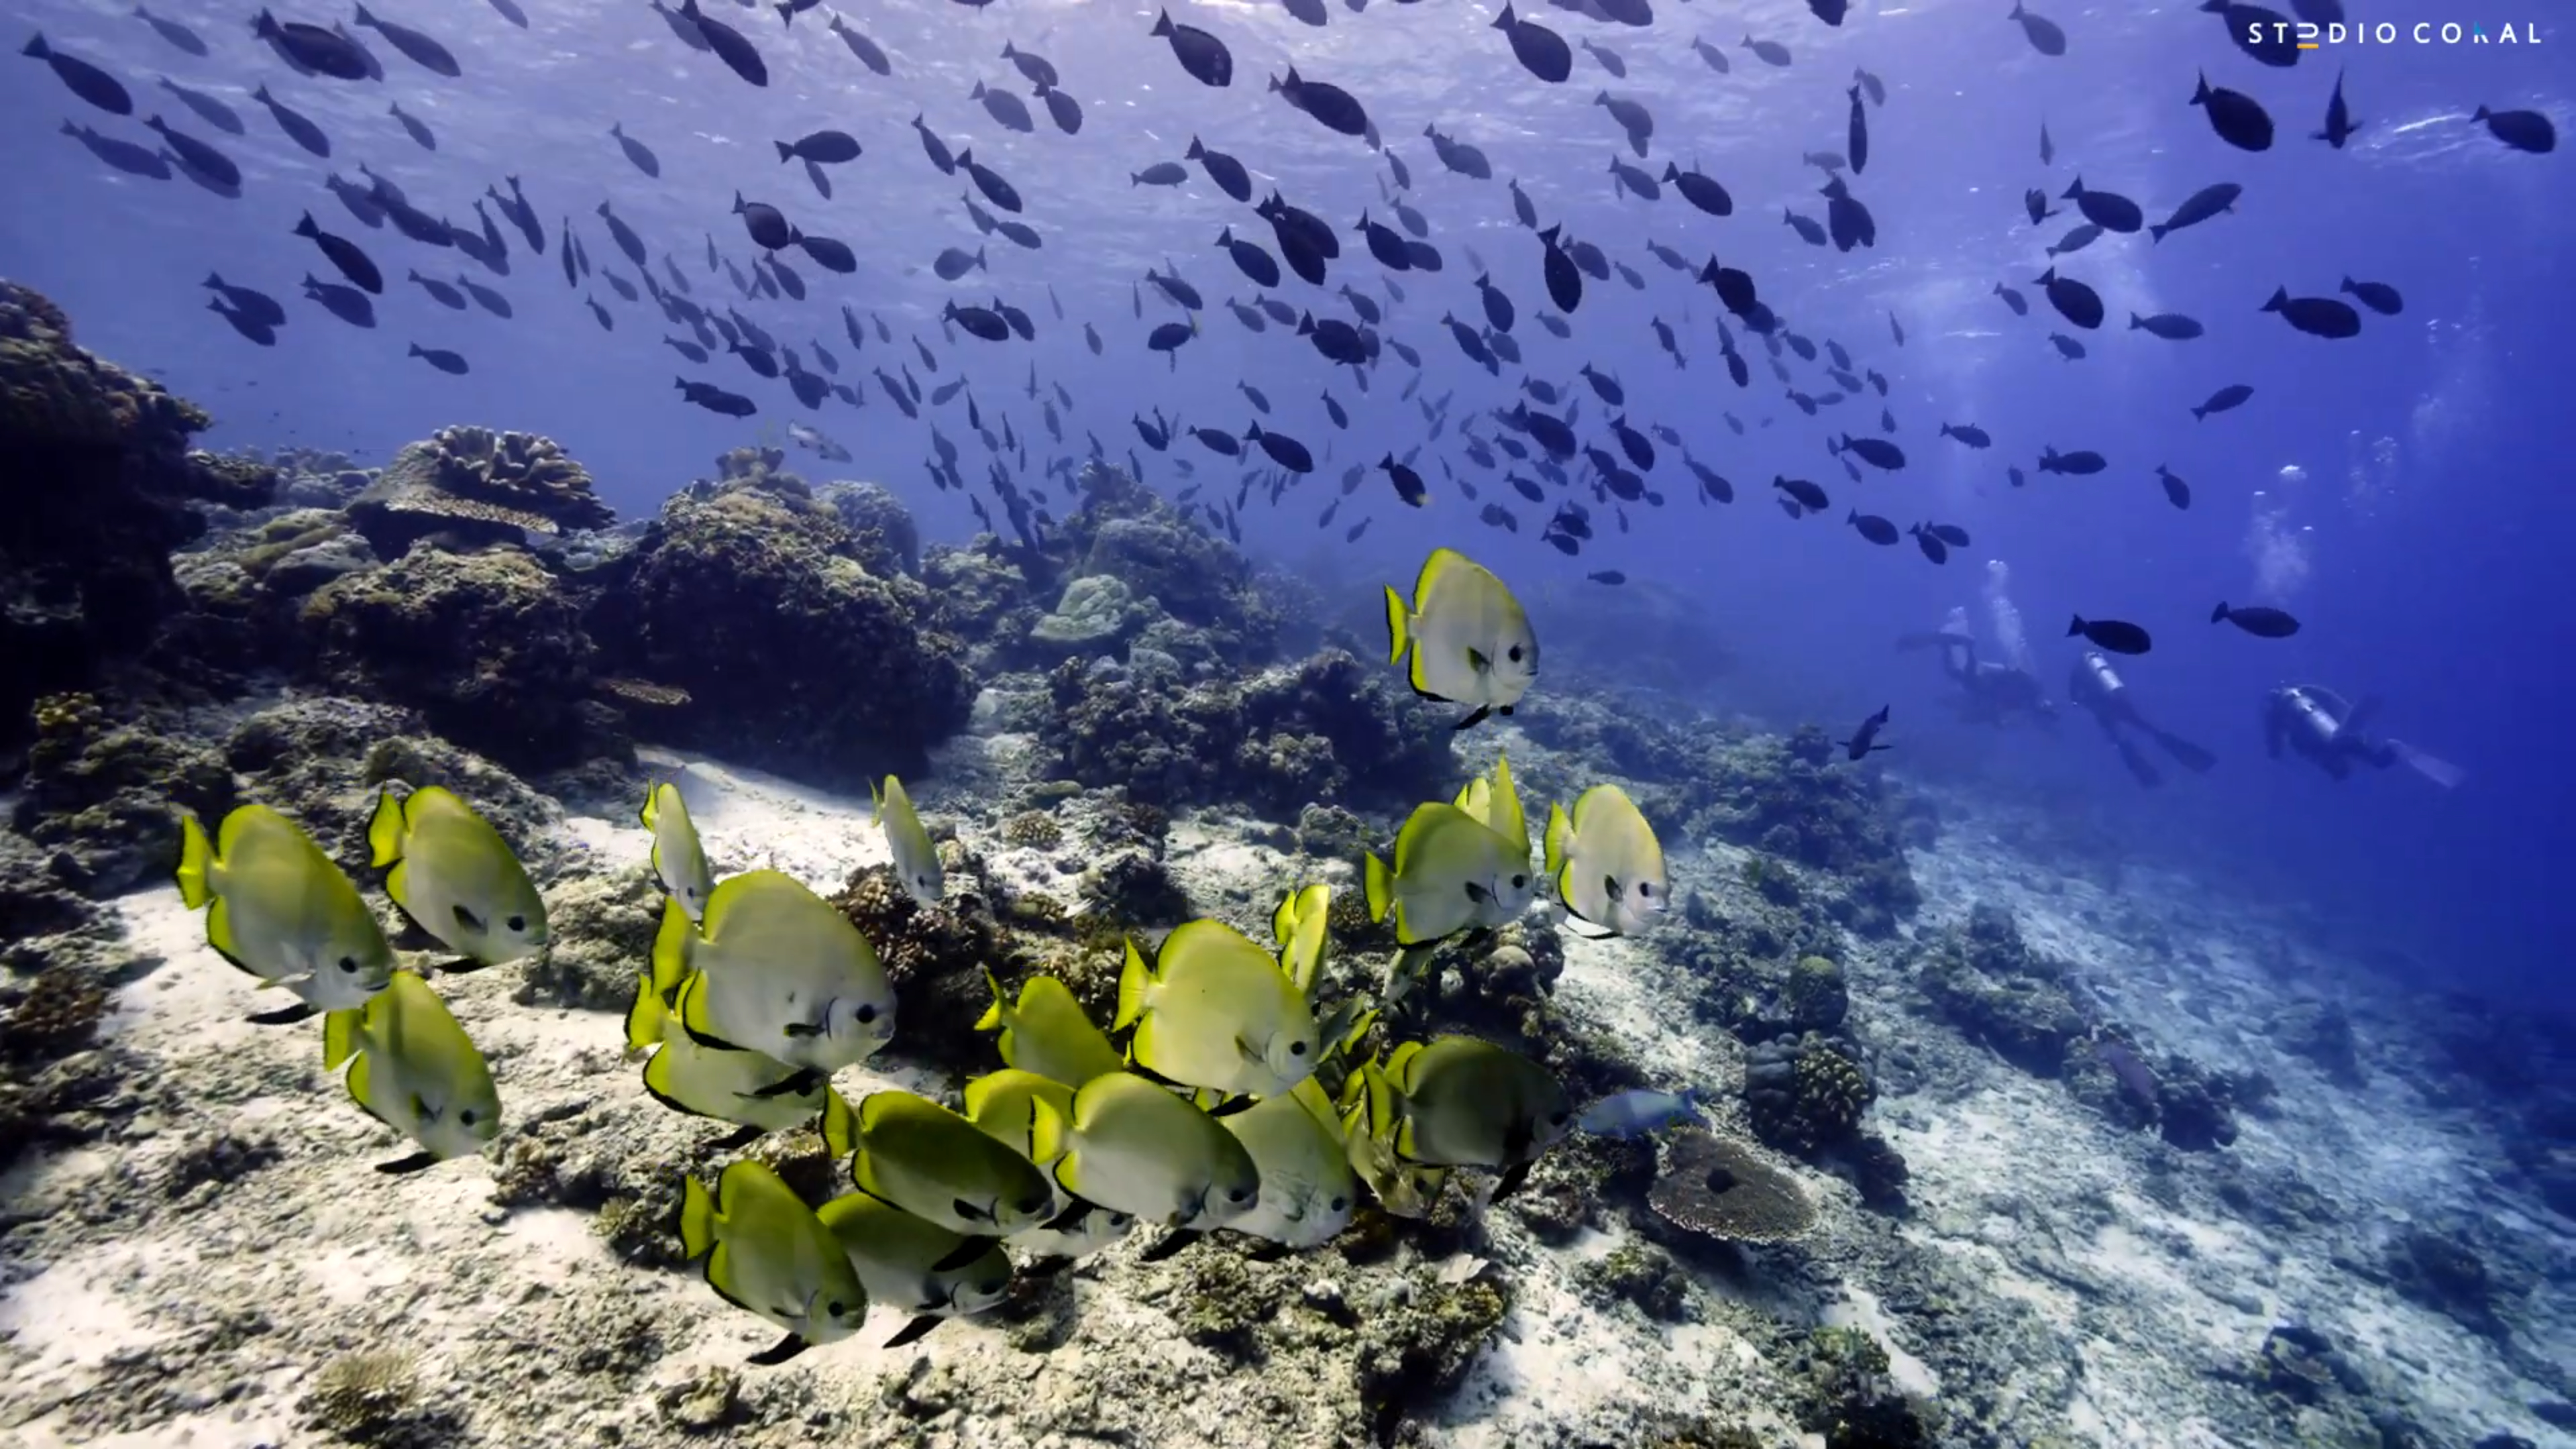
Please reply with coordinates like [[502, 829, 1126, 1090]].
[[2263, 684, 2463, 789], [2068, 650, 2218, 788], [1898, 630, 2056, 728]]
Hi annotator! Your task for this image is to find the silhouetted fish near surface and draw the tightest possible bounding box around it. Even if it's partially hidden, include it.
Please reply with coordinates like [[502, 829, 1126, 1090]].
[[26, 34, 133, 115], [2131, 312, 2203, 340], [254, 85, 331, 157], [253, 12, 371, 80], [295, 212, 382, 292], [2156, 465, 2191, 509], [1493, 5, 1572, 83], [2192, 384, 2253, 421], [2035, 267, 2103, 329], [2212, 602, 2299, 637], [1994, 283, 2029, 316], [207, 299, 272, 344], [2070, 616, 2151, 655], [1152, 9, 1232, 87], [2150, 183, 2239, 241], [2061, 177, 2142, 233], [2037, 446, 2106, 475], [135, 7, 209, 57], [2261, 286, 2361, 339], [2312, 71, 2361, 149], [2008, 1, 2067, 56], [144, 115, 239, 186], [302, 274, 375, 327], [681, 0, 767, 86], [407, 343, 468, 375], [158, 78, 242, 135], [2473, 106, 2554, 155], [1939, 423, 1992, 448], [1848, 511, 1898, 545], [352, 4, 460, 77], [2341, 277, 2401, 316], [828, 15, 890, 73], [2192, 72, 2273, 152]]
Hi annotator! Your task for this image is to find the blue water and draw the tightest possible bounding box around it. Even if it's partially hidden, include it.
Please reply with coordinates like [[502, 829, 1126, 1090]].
[[4, 1, 2567, 1006]]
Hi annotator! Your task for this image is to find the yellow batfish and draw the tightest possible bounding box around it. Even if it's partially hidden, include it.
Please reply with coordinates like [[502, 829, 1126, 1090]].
[[680, 1159, 871, 1365], [1116, 919, 1319, 1098], [1543, 784, 1668, 936], [1362, 1035, 1572, 1199], [1029, 1071, 1261, 1231], [963, 1068, 1136, 1262], [641, 780, 714, 922], [815, 1192, 1014, 1349], [1383, 547, 1539, 729], [1220, 1079, 1359, 1250], [173, 803, 394, 1026], [366, 786, 549, 969], [625, 950, 847, 1150], [321, 969, 500, 1174], [870, 775, 943, 908], [830, 1089, 1056, 1238], [975, 971, 1124, 1087], [1362, 802, 1536, 946], [659, 869, 896, 1076]]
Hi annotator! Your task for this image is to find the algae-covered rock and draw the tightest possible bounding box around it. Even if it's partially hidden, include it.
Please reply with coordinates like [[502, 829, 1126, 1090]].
[[303, 544, 614, 773], [345, 425, 612, 556], [1029, 573, 1148, 656], [13, 697, 233, 896], [0, 280, 217, 743], [812, 479, 920, 578], [588, 483, 974, 785]]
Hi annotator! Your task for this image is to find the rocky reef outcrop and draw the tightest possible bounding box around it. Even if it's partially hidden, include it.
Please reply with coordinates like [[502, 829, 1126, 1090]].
[[0, 280, 263, 747], [584, 474, 973, 786]]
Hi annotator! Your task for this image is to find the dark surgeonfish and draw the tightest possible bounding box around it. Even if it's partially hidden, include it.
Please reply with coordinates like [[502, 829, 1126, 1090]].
[[352, 5, 460, 77], [25, 34, 133, 114]]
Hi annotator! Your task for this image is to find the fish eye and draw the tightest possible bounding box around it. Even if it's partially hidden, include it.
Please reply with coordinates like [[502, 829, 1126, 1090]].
[[1507, 645, 1523, 662], [1548, 1110, 1570, 1127], [460, 1109, 477, 1125], [506, 915, 527, 932], [1511, 874, 1529, 890], [337, 956, 358, 973], [1290, 1040, 1309, 1057], [1020, 1195, 1049, 1215], [1226, 1187, 1252, 1203], [1330, 1195, 1350, 1213], [828, 1300, 847, 1317], [855, 1004, 878, 1024]]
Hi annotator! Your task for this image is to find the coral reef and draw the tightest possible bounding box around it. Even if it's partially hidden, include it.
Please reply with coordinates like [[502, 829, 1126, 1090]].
[[1911, 903, 2090, 1075], [585, 479, 975, 784], [303, 544, 616, 773], [0, 280, 229, 745], [1796, 1326, 1937, 1448], [344, 425, 611, 556], [811, 479, 920, 578], [1040, 647, 1454, 816], [12, 694, 232, 894], [1647, 1129, 1819, 1245]]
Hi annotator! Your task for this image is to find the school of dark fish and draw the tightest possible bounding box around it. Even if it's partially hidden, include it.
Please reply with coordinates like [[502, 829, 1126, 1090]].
[[25, 0, 2555, 653]]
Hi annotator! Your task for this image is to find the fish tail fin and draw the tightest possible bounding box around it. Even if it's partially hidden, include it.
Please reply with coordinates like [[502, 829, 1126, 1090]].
[[2210, 602, 2230, 623], [174, 810, 215, 909], [1113, 936, 1152, 1030], [974, 968, 1006, 1032], [623, 965, 666, 1053], [647, 895, 694, 999], [1028, 1093, 1067, 1167], [1381, 585, 1411, 663], [365, 787, 405, 868], [819, 1088, 857, 1158], [775, 140, 793, 163], [321, 1004, 364, 1071], [678, 1174, 717, 1259], [2068, 614, 2086, 637], [1362, 851, 1395, 924], [1542, 802, 1573, 879]]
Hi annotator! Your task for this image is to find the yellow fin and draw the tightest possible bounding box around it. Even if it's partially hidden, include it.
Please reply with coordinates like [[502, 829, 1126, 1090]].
[[1382, 584, 1411, 665], [1542, 801, 1573, 879], [1362, 853, 1393, 924], [1112, 936, 1152, 1031], [820, 1089, 857, 1159], [174, 811, 214, 910], [623, 967, 665, 1054], [679, 1173, 717, 1258], [366, 788, 407, 869], [975, 969, 1006, 1034], [322, 1005, 363, 1071], [648, 896, 694, 1000], [1028, 1093, 1068, 1173]]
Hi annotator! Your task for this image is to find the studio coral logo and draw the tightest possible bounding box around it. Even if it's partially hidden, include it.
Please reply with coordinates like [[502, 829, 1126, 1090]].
[[2253, 17, 2545, 48]]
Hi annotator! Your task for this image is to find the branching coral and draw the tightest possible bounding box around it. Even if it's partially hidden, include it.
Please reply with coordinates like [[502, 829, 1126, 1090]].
[[1744, 1034, 1873, 1155]]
